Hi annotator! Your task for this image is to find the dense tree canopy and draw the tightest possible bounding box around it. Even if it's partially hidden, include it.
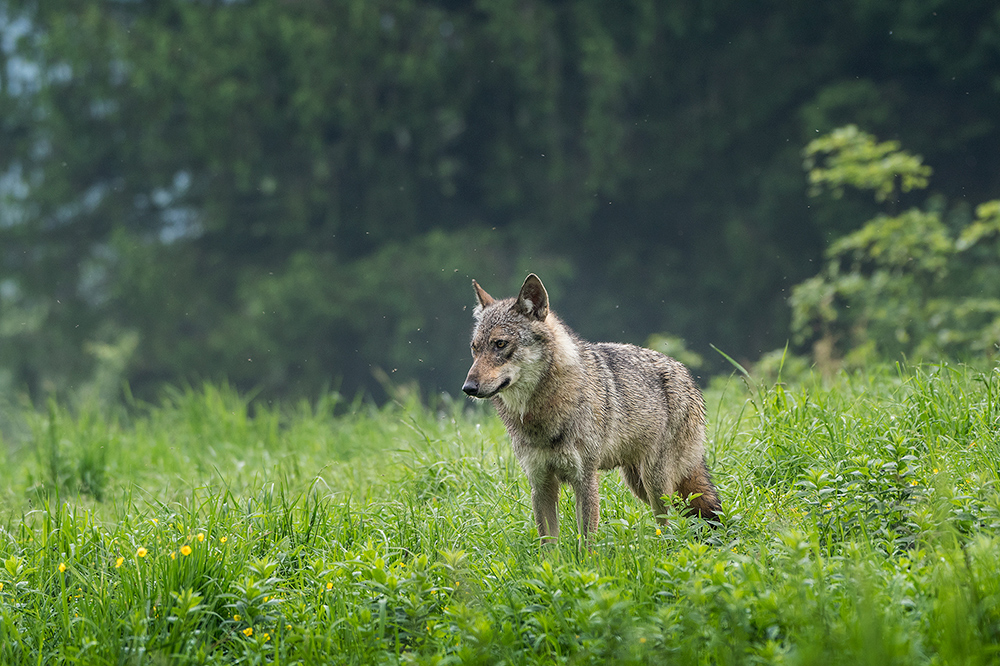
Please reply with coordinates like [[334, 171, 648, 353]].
[[1, 0, 998, 402]]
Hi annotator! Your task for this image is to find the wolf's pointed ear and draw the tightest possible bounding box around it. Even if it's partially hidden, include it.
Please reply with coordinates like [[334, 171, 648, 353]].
[[515, 274, 549, 320], [472, 280, 495, 311]]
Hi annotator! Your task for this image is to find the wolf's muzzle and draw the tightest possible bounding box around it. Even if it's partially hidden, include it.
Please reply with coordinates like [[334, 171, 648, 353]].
[[462, 376, 510, 398]]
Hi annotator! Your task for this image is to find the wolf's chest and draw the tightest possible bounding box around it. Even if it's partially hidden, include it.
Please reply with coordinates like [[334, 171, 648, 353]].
[[512, 437, 585, 484]]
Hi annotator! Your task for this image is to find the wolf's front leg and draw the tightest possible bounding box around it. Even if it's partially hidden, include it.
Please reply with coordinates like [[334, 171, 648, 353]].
[[573, 471, 600, 540], [530, 478, 560, 544]]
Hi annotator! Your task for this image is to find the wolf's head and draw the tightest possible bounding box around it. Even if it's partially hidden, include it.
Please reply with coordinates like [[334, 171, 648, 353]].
[[462, 274, 551, 406]]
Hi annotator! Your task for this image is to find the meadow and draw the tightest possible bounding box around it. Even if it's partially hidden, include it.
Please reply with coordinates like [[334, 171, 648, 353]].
[[1, 363, 999, 665]]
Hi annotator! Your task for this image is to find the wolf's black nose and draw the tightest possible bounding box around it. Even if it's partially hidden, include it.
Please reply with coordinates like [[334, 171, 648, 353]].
[[462, 379, 479, 396]]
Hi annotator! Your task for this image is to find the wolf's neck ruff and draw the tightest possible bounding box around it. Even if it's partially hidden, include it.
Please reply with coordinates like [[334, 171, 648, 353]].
[[497, 313, 581, 422]]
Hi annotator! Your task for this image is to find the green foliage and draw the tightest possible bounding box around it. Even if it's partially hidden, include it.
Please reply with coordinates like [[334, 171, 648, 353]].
[[958, 200, 1000, 250], [3, 1, 1000, 400], [803, 125, 932, 203], [644, 333, 704, 369], [751, 347, 814, 385], [792, 127, 1000, 369], [0, 366, 999, 663]]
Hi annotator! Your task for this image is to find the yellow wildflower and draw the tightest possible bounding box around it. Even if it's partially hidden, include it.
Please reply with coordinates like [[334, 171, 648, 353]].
[[136, 547, 148, 558], [326, 581, 333, 590], [263, 633, 271, 642], [234, 614, 241, 622], [220, 536, 228, 544], [180, 545, 192, 557], [115, 557, 124, 568], [197, 533, 205, 542], [170, 551, 176, 560], [59, 562, 67, 573], [243, 627, 253, 637], [656, 528, 662, 536], [1, 582, 4, 591]]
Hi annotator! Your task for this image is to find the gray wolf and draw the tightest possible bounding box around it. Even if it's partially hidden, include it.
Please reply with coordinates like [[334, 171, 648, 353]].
[[462, 274, 721, 543]]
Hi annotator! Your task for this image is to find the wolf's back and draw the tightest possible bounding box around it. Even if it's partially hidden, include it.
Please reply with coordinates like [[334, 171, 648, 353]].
[[571, 342, 707, 470], [585, 342, 705, 425]]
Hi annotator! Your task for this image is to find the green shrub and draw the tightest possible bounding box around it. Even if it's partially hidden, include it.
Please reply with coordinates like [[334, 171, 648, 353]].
[[791, 126, 1000, 370]]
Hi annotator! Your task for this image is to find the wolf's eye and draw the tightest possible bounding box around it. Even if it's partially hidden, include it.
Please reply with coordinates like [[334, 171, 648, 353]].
[[494, 339, 508, 350]]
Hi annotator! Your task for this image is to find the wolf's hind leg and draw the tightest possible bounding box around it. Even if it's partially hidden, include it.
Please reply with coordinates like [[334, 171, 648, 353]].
[[620, 464, 649, 504], [640, 465, 674, 525]]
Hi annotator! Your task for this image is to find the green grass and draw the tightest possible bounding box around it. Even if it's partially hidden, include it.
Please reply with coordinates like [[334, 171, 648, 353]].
[[1, 365, 999, 664]]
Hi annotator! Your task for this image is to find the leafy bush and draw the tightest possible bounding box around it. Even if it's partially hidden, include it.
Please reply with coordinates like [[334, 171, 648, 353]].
[[790, 126, 1000, 370]]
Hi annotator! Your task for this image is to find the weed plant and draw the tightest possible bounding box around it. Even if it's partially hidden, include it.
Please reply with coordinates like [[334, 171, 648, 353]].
[[1, 366, 999, 664]]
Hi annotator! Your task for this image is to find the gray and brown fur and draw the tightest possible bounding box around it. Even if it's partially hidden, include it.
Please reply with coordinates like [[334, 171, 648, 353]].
[[463, 274, 721, 544]]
